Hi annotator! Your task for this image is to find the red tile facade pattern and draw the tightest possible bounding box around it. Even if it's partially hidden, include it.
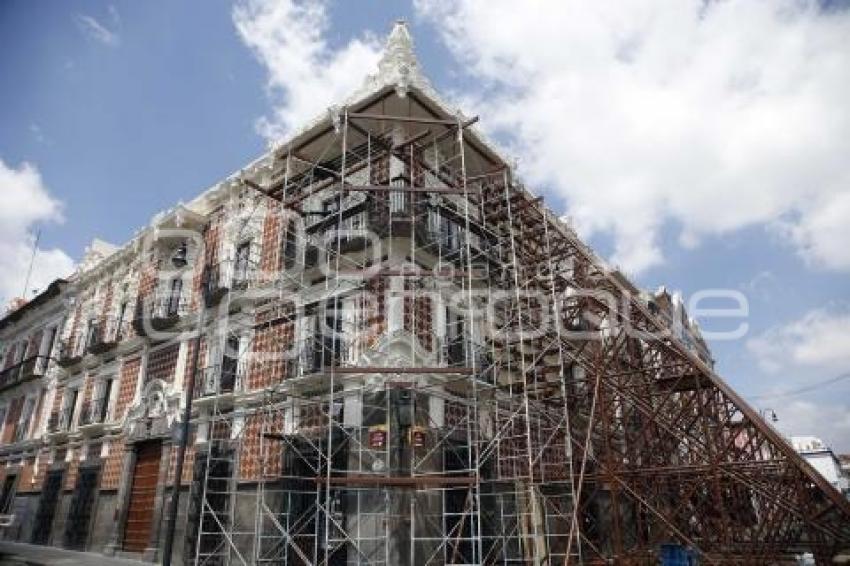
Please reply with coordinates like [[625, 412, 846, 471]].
[[100, 439, 124, 490], [403, 281, 433, 351], [64, 451, 79, 490], [81, 373, 95, 411], [145, 344, 179, 384], [26, 330, 43, 357], [183, 338, 207, 392], [114, 357, 141, 421], [166, 434, 195, 484], [248, 321, 293, 390], [98, 280, 114, 326], [49, 385, 65, 418], [2, 397, 23, 444], [16, 457, 34, 493], [237, 413, 283, 481], [259, 202, 281, 278], [193, 213, 223, 309]]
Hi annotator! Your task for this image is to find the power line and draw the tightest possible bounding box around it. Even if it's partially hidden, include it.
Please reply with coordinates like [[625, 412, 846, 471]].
[[751, 371, 850, 401], [21, 228, 41, 299]]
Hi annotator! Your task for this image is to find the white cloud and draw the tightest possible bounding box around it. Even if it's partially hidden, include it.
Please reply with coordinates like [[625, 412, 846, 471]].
[[746, 308, 850, 450], [0, 160, 75, 310], [774, 399, 850, 453], [414, 0, 850, 274], [75, 12, 119, 46], [747, 307, 850, 373], [232, 0, 382, 140]]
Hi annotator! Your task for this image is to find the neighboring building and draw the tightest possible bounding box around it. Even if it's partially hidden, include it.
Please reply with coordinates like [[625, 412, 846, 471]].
[[642, 286, 713, 367], [840, 455, 850, 499], [793, 436, 850, 496], [0, 20, 847, 566], [0, 280, 69, 542]]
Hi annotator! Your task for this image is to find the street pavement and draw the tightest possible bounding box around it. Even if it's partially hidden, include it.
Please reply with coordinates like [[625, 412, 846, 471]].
[[0, 541, 150, 565]]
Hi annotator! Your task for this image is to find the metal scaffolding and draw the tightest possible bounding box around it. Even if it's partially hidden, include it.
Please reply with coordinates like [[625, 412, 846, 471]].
[[184, 82, 850, 566]]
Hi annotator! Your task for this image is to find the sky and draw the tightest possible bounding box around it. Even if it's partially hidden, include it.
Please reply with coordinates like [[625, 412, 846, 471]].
[[0, 0, 849, 450]]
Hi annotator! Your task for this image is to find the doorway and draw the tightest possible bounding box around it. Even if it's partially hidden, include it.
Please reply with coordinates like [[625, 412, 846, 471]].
[[123, 441, 161, 552]]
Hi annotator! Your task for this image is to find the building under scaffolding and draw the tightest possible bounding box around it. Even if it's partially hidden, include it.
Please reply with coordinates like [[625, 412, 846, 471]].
[[0, 20, 848, 566], [184, 22, 850, 565]]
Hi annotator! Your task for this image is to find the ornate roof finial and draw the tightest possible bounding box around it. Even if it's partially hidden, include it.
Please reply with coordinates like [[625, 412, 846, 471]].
[[376, 19, 422, 97]]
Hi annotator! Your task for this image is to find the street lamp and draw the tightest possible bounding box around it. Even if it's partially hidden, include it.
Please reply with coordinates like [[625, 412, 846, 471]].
[[161, 241, 205, 566], [760, 408, 778, 423]]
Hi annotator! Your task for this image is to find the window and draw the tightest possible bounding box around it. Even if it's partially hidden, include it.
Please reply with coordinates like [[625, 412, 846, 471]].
[[221, 336, 240, 392], [348, 212, 365, 231], [116, 302, 128, 338], [0, 474, 18, 514], [14, 397, 35, 443], [65, 389, 79, 430], [280, 221, 297, 270], [446, 309, 466, 365], [43, 326, 58, 359], [167, 277, 183, 316], [322, 195, 341, 216], [234, 241, 251, 285], [390, 190, 406, 214], [85, 318, 98, 348], [98, 379, 114, 422]]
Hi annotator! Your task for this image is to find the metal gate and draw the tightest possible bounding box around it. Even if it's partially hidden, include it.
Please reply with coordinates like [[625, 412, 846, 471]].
[[31, 469, 63, 545], [63, 465, 100, 550]]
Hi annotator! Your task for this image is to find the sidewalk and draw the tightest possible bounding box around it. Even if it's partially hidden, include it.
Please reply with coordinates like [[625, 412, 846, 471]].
[[0, 542, 151, 566]]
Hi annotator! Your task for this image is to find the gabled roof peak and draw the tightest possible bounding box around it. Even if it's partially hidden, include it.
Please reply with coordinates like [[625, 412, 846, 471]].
[[373, 19, 423, 97]]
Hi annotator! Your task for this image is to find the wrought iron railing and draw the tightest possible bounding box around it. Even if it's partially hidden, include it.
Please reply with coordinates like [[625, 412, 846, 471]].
[[151, 290, 191, 320], [86, 316, 126, 354], [48, 407, 73, 433], [57, 337, 85, 366], [78, 396, 108, 426], [0, 355, 49, 390], [192, 363, 242, 399]]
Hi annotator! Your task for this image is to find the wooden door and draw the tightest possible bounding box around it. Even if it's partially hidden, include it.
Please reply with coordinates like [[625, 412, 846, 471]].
[[64, 466, 99, 550], [32, 470, 63, 544], [123, 441, 161, 552]]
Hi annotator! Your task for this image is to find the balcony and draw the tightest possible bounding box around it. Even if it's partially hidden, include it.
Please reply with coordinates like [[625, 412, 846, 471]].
[[298, 336, 348, 376], [86, 317, 126, 355], [134, 291, 191, 334], [78, 397, 109, 432], [0, 355, 49, 391], [192, 363, 241, 400], [57, 338, 85, 368], [203, 262, 230, 306], [47, 407, 73, 434], [230, 259, 260, 293], [439, 338, 494, 384]]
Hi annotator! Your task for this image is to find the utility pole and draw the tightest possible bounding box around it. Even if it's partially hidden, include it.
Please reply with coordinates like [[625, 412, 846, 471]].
[[161, 255, 206, 566]]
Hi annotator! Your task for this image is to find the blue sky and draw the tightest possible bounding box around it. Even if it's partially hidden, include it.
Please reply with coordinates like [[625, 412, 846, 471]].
[[1, 0, 848, 449]]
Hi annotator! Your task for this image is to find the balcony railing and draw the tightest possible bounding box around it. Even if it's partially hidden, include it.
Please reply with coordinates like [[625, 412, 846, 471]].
[[86, 317, 127, 355], [203, 262, 230, 306], [47, 407, 73, 433], [79, 396, 109, 426], [231, 258, 261, 293], [152, 290, 190, 319], [0, 355, 49, 391], [192, 363, 242, 399], [439, 338, 495, 383], [298, 336, 348, 375], [201, 257, 270, 308], [57, 337, 85, 367], [131, 290, 192, 334]]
